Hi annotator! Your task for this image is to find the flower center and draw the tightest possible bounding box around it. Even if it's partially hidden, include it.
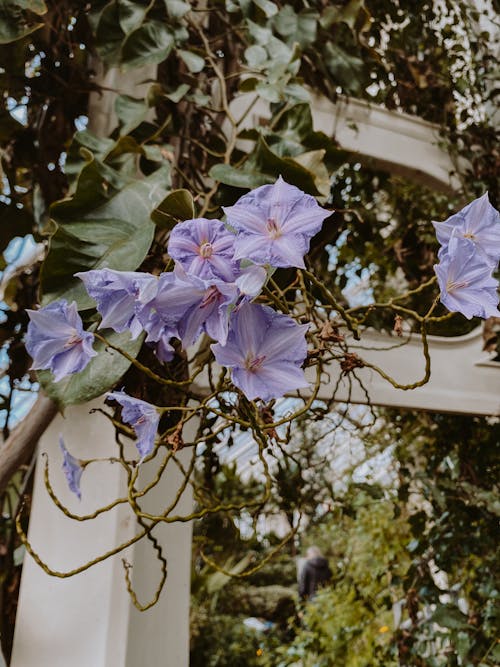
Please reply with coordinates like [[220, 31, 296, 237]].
[[199, 241, 213, 258], [463, 232, 475, 240], [446, 279, 468, 292], [245, 354, 266, 372], [64, 331, 82, 348], [266, 218, 282, 239], [201, 285, 221, 308]]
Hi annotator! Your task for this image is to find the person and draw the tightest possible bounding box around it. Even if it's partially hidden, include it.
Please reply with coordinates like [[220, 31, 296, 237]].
[[298, 546, 332, 601]]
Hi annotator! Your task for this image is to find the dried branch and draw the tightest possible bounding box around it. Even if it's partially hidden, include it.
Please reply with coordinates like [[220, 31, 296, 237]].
[[0, 393, 59, 496]]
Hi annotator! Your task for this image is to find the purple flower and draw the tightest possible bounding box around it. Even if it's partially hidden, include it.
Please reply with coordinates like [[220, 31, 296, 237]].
[[26, 300, 97, 382], [235, 264, 268, 299], [168, 218, 238, 281], [60, 436, 83, 500], [76, 269, 158, 339], [211, 302, 309, 401], [434, 236, 500, 319], [223, 176, 330, 269], [143, 265, 238, 348], [433, 193, 500, 266], [108, 390, 160, 460]]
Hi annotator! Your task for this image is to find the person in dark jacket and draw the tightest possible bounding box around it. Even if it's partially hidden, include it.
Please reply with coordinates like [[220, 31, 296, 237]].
[[298, 546, 332, 601]]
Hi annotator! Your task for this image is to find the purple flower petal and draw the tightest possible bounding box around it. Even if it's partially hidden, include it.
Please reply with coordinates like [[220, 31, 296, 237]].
[[108, 391, 160, 461], [235, 265, 267, 298], [77, 269, 158, 339], [168, 218, 238, 281], [26, 300, 97, 382], [433, 193, 500, 266], [59, 436, 83, 500], [224, 176, 330, 268], [145, 265, 239, 348], [211, 302, 309, 401], [434, 236, 500, 319]]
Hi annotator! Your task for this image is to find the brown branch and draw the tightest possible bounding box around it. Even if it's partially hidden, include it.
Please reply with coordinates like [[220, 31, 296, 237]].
[[0, 393, 59, 495]]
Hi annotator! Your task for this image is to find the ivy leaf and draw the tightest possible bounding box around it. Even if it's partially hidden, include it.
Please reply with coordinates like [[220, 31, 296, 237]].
[[292, 149, 330, 199], [115, 94, 150, 135], [324, 42, 364, 95], [273, 6, 318, 47], [39, 330, 145, 407], [164, 0, 190, 18], [244, 44, 267, 68], [209, 136, 322, 195], [0, 3, 45, 44], [40, 163, 170, 307], [430, 605, 470, 631], [252, 0, 277, 18], [94, 1, 126, 63], [320, 0, 368, 32], [15, 0, 47, 13], [151, 189, 195, 229], [117, 0, 150, 34], [121, 21, 175, 67], [178, 49, 205, 73]]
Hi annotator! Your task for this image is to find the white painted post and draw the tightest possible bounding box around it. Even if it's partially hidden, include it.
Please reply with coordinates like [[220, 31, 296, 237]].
[[11, 401, 193, 667]]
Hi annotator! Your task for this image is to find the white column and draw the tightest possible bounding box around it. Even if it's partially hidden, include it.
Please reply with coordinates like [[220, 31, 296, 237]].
[[11, 401, 193, 667]]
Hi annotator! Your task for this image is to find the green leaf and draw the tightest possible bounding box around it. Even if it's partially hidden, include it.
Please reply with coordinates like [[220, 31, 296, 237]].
[[244, 44, 267, 68], [121, 20, 175, 67], [94, 2, 126, 63], [151, 188, 195, 229], [163, 82, 190, 102], [210, 136, 322, 195], [273, 7, 318, 47], [252, 0, 277, 18], [15, 0, 47, 14], [0, 4, 44, 44], [292, 149, 330, 198], [178, 49, 205, 73], [39, 330, 145, 407], [40, 164, 170, 307], [238, 77, 259, 92], [117, 0, 151, 33], [430, 605, 470, 631], [164, 0, 190, 18], [323, 42, 364, 95], [115, 94, 150, 135], [320, 0, 366, 30]]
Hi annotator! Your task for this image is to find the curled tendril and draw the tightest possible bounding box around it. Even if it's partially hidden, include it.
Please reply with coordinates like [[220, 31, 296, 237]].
[[21, 253, 449, 609]]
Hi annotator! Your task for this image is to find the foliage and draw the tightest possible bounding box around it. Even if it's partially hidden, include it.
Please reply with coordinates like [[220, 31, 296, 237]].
[[0, 0, 497, 663]]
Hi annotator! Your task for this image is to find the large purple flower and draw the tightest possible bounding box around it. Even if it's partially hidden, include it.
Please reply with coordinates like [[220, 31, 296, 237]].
[[223, 176, 330, 269], [143, 265, 239, 348], [168, 217, 238, 281], [76, 269, 158, 339], [211, 302, 309, 401], [433, 193, 500, 266], [434, 236, 500, 319], [60, 436, 83, 500], [26, 300, 97, 382], [108, 391, 160, 461]]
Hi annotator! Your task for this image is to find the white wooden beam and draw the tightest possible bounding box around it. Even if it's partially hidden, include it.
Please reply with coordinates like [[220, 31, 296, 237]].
[[231, 92, 462, 192], [11, 402, 193, 667], [313, 327, 500, 416]]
